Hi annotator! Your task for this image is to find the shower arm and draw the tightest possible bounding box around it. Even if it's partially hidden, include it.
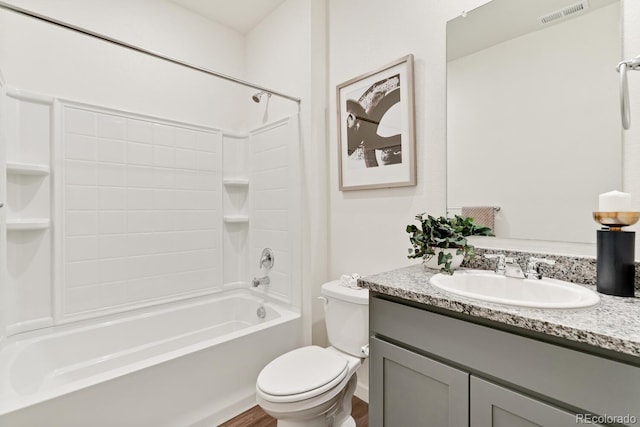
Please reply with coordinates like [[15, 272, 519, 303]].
[[617, 55, 640, 130]]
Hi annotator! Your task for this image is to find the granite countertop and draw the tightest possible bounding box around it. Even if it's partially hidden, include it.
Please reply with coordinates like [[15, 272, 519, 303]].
[[359, 264, 640, 358]]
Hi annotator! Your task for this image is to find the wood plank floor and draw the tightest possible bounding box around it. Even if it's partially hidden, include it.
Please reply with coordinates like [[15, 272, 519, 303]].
[[219, 396, 368, 427]]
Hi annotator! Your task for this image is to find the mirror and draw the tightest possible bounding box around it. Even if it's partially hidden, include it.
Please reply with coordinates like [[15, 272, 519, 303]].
[[447, 0, 621, 244]]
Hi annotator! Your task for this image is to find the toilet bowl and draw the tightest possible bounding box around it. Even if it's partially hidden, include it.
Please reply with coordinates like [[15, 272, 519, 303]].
[[255, 280, 369, 427], [256, 346, 361, 426]]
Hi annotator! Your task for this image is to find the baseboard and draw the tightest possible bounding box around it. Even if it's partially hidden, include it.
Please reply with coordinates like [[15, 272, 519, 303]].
[[355, 382, 369, 403]]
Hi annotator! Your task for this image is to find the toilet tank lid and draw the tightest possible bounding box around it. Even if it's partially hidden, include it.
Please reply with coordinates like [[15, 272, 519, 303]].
[[321, 280, 369, 305]]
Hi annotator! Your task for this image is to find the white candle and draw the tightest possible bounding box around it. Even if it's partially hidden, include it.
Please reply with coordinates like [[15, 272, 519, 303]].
[[599, 190, 631, 212]]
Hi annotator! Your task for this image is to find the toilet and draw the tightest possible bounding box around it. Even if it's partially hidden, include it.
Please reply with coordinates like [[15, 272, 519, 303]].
[[256, 280, 369, 427]]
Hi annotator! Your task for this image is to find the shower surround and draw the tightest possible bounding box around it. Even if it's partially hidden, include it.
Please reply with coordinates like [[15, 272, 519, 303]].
[[0, 2, 304, 423], [0, 87, 302, 424]]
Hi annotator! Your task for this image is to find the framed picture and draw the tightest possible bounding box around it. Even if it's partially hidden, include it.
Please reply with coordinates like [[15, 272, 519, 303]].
[[336, 54, 416, 191]]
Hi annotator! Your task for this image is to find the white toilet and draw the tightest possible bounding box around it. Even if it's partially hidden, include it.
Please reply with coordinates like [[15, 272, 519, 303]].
[[256, 280, 369, 427]]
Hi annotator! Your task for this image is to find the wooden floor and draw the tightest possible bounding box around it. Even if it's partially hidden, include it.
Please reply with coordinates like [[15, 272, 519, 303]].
[[219, 396, 368, 427]]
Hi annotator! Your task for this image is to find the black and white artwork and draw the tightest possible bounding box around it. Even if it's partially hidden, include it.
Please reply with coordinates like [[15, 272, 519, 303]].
[[337, 54, 416, 190]]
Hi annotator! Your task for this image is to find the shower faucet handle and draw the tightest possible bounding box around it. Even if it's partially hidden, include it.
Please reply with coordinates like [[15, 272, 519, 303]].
[[259, 248, 275, 270]]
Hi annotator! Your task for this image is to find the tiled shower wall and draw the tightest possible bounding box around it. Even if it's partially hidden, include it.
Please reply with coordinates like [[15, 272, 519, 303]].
[[250, 117, 300, 305], [61, 103, 223, 317], [2, 89, 300, 333]]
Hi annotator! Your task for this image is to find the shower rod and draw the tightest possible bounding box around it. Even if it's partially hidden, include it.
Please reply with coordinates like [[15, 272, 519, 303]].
[[0, 1, 301, 104]]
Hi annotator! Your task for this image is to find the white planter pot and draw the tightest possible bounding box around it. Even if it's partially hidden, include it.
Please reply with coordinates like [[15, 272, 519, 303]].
[[423, 248, 464, 271]]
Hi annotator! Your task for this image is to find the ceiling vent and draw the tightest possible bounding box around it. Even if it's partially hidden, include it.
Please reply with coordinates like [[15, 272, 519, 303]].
[[539, 0, 589, 24]]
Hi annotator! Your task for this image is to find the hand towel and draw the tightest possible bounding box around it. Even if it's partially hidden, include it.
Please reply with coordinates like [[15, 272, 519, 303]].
[[461, 206, 496, 233]]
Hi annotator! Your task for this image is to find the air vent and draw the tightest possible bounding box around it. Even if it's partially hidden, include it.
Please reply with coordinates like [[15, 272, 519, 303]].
[[539, 0, 589, 24]]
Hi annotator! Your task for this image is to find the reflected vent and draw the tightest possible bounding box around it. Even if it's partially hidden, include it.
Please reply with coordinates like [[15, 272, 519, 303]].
[[539, 0, 589, 24]]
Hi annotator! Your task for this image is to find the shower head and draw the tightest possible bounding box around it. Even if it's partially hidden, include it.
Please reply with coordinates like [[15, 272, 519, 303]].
[[252, 91, 271, 103]]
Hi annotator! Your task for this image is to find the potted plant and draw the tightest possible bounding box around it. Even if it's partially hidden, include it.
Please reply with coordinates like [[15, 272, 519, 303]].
[[406, 214, 493, 274]]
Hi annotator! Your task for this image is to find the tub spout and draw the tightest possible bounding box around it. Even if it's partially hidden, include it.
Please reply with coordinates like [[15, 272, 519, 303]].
[[252, 276, 270, 287]]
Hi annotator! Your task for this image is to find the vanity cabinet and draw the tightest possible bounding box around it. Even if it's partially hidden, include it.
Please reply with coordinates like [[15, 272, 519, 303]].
[[369, 295, 637, 426]]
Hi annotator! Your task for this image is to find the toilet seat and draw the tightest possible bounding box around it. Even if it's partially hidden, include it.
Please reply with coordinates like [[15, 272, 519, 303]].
[[256, 346, 349, 403]]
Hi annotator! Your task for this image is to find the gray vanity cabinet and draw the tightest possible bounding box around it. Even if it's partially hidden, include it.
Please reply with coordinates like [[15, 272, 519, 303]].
[[369, 295, 633, 427], [370, 337, 468, 426]]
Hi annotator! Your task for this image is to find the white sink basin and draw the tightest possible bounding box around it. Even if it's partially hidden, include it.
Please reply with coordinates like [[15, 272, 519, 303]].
[[430, 270, 600, 309]]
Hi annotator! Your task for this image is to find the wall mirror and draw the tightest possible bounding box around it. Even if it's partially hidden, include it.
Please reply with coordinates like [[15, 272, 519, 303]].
[[446, 0, 621, 245]]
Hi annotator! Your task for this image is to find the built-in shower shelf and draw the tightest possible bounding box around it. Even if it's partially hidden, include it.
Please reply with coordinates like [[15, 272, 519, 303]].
[[7, 218, 51, 231], [223, 215, 249, 224], [6, 161, 50, 176], [223, 178, 249, 187]]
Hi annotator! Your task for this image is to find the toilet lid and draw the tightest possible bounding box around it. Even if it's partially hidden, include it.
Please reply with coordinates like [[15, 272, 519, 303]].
[[257, 346, 348, 401]]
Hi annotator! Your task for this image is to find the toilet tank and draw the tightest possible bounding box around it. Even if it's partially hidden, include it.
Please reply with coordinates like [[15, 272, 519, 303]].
[[321, 280, 369, 358]]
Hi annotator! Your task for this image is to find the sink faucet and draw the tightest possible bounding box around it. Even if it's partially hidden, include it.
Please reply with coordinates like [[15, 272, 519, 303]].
[[524, 257, 556, 280], [484, 254, 524, 278], [504, 257, 525, 279], [485, 254, 556, 280]]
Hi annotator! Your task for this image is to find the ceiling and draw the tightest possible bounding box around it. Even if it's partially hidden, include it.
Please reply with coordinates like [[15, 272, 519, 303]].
[[169, 0, 286, 34], [447, 0, 618, 61]]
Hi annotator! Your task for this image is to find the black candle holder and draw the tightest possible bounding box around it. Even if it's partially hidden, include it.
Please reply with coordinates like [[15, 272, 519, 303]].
[[593, 212, 639, 297]]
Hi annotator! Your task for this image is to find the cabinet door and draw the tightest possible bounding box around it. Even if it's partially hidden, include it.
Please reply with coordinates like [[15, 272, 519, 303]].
[[370, 337, 469, 427], [471, 377, 604, 427]]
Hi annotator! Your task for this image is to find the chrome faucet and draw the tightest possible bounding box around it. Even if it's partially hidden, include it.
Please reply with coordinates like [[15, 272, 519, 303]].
[[524, 257, 556, 280], [253, 248, 274, 288], [485, 254, 556, 280], [504, 257, 525, 279], [484, 253, 507, 274], [259, 248, 275, 270], [484, 254, 524, 278], [252, 276, 270, 287]]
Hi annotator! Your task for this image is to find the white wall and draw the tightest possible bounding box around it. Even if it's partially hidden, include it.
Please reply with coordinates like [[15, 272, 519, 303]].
[[328, 0, 485, 278], [0, 0, 247, 130]]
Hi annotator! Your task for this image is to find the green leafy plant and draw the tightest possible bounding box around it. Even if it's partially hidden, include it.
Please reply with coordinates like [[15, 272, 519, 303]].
[[406, 214, 494, 274]]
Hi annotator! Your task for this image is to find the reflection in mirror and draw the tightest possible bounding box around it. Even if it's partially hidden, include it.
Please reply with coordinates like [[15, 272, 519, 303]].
[[447, 0, 620, 244]]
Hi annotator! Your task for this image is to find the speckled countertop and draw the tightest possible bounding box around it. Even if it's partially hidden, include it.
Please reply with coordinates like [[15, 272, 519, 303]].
[[359, 264, 640, 358]]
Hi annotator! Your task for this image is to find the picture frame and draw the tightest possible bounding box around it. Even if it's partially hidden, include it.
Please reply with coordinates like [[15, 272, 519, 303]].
[[336, 54, 416, 191]]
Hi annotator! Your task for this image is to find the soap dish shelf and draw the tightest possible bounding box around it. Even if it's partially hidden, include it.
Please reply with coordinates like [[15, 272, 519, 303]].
[[223, 215, 249, 224], [6, 162, 51, 176], [7, 219, 51, 231]]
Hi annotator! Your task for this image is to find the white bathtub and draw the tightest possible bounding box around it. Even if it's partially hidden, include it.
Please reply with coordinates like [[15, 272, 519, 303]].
[[0, 289, 301, 427]]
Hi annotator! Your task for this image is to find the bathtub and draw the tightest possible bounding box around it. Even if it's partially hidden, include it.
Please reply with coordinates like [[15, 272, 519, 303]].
[[0, 289, 301, 427]]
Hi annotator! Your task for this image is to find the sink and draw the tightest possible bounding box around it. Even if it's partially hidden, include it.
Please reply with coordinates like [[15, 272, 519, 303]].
[[430, 270, 600, 309]]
